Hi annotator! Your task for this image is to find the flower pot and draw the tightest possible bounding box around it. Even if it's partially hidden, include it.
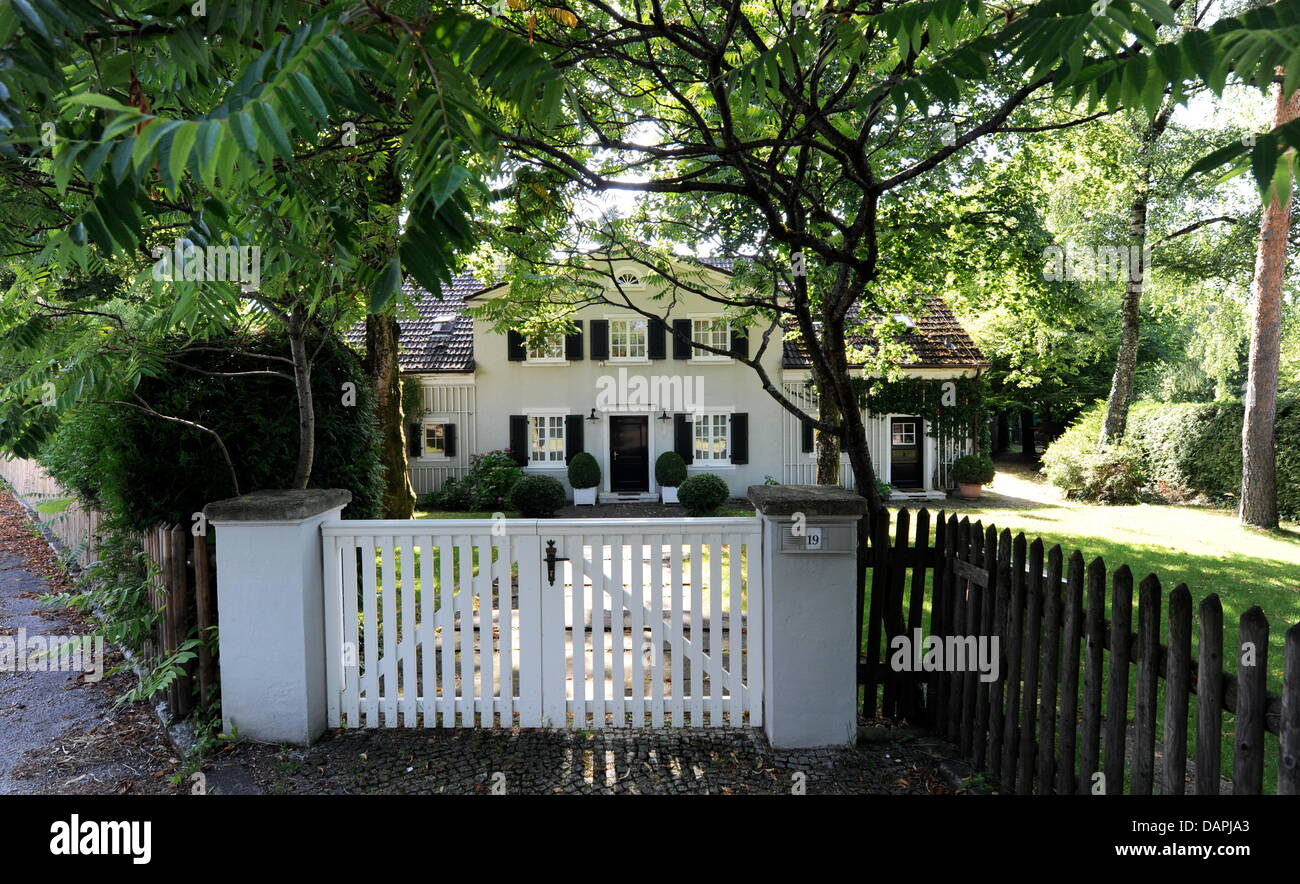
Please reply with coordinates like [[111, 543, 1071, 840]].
[[574, 486, 597, 506], [957, 482, 983, 501], [660, 486, 679, 505]]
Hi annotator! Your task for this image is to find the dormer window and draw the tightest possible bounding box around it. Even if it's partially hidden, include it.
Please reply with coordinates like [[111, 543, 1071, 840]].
[[893, 314, 916, 329], [430, 313, 456, 336]]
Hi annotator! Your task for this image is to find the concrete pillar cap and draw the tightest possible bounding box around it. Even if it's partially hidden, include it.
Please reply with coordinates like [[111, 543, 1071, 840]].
[[746, 484, 869, 517], [203, 489, 352, 523]]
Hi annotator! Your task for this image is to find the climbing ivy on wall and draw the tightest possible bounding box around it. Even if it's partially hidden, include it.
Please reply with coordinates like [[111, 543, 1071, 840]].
[[850, 374, 987, 447]]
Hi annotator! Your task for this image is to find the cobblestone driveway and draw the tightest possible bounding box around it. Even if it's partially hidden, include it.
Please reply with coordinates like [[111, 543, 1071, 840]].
[[217, 724, 981, 795]]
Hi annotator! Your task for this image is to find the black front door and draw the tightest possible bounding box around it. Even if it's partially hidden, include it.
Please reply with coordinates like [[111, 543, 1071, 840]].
[[890, 417, 923, 489], [609, 416, 649, 492]]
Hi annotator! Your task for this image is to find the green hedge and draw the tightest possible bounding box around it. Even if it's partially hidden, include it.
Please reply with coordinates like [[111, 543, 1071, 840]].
[[39, 332, 383, 530], [1043, 398, 1299, 516]]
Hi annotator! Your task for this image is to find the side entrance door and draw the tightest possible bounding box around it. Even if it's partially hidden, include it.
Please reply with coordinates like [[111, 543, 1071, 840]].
[[609, 416, 649, 492], [890, 417, 923, 489]]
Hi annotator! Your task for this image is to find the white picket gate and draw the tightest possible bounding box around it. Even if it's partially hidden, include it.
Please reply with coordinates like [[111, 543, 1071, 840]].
[[320, 518, 764, 730]]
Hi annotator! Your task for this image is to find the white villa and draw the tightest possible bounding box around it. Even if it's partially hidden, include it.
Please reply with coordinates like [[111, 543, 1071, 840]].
[[370, 258, 987, 502]]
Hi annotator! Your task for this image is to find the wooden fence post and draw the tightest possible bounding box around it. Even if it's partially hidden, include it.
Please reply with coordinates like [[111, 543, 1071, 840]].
[[1056, 550, 1084, 795], [1133, 574, 1161, 795], [882, 507, 911, 720], [1233, 606, 1269, 795], [904, 508, 931, 723], [863, 508, 890, 720], [1036, 545, 1062, 794], [946, 517, 970, 746], [1281, 623, 1300, 795], [1080, 557, 1106, 795], [987, 528, 1012, 783], [927, 513, 950, 727], [959, 520, 982, 758], [1163, 584, 1192, 795], [1016, 538, 1044, 794], [999, 532, 1027, 792], [1104, 565, 1133, 795], [1196, 594, 1224, 795], [972, 525, 997, 768]]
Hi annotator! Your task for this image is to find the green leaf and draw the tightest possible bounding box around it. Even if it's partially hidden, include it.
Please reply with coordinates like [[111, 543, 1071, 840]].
[[61, 92, 138, 114], [167, 122, 199, 194], [252, 101, 293, 159], [369, 255, 402, 313]]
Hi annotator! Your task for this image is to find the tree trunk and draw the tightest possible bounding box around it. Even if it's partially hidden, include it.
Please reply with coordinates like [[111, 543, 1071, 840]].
[[813, 367, 842, 485], [1100, 103, 1173, 447], [1020, 409, 1037, 464], [367, 313, 416, 518], [1240, 77, 1299, 529], [288, 307, 315, 489]]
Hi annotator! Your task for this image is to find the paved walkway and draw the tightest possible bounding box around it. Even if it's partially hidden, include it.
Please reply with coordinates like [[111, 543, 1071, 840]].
[[0, 487, 179, 795]]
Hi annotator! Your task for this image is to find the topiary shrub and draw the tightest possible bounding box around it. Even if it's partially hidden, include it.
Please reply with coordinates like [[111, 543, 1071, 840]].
[[950, 454, 995, 486], [506, 474, 567, 517], [655, 451, 687, 487], [677, 473, 730, 515], [567, 452, 601, 489], [38, 331, 382, 529]]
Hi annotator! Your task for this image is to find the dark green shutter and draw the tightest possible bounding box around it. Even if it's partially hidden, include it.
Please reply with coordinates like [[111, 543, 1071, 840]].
[[506, 330, 526, 361], [565, 321, 584, 361], [565, 414, 584, 464], [648, 320, 666, 360], [674, 413, 694, 464], [408, 423, 422, 457], [801, 420, 814, 453], [590, 320, 609, 360], [443, 423, 456, 458], [672, 319, 691, 359], [731, 413, 748, 464], [508, 415, 528, 466], [730, 325, 749, 359]]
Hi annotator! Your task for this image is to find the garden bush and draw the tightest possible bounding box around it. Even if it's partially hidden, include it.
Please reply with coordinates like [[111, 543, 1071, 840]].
[[655, 451, 687, 487], [950, 454, 995, 486], [38, 331, 382, 529], [432, 450, 525, 511], [1042, 398, 1298, 515], [568, 452, 601, 489], [506, 474, 567, 517], [677, 473, 730, 515]]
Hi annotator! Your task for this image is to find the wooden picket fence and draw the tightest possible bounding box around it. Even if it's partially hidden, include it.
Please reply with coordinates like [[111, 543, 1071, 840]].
[[861, 506, 1300, 795], [1, 457, 216, 718], [142, 524, 218, 718]]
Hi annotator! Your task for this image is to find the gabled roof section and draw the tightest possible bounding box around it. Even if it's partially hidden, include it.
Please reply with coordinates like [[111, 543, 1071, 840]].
[[369, 269, 985, 374], [781, 295, 987, 370], [344, 275, 484, 373]]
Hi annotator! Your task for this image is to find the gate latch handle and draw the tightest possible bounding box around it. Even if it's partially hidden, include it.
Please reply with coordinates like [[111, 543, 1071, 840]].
[[544, 539, 569, 587]]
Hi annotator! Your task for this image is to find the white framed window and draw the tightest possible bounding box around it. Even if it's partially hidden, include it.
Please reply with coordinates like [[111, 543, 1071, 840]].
[[892, 422, 917, 446], [424, 423, 449, 459], [609, 318, 648, 360], [526, 337, 565, 362], [691, 317, 730, 358], [529, 414, 567, 465], [693, 412, 731, 464]]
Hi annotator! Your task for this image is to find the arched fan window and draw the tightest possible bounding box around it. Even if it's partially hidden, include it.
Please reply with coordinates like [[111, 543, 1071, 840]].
[[614, 272, 643, 288]]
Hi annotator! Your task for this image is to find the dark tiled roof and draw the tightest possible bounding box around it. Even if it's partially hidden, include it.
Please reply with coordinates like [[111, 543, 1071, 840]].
[[781, 295, 987, 369], [374, 273, 984, 374], [344, 274, 483, 372]]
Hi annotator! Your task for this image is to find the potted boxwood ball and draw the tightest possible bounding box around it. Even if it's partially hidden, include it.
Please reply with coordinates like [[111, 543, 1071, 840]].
[[655, 451, 687, 504], [568, 452, 600, 505], [950, 454, 995, 500]]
